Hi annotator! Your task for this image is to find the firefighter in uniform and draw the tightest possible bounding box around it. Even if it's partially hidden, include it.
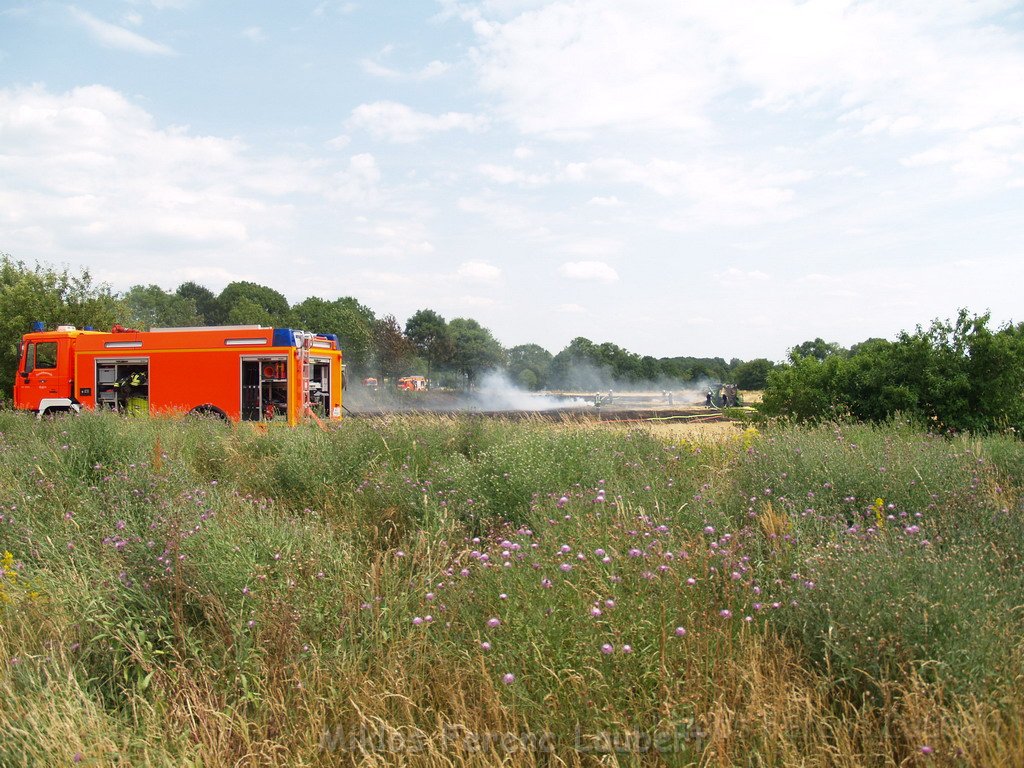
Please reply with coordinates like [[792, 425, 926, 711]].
[[115, 370, 149, 416]]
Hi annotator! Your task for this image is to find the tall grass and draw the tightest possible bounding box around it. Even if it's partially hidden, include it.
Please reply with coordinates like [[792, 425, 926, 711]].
[[0, 411, 1021, 766]]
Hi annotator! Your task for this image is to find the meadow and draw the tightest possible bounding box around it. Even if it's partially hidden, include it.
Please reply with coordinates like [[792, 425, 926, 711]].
[[0, 411, 1022, 766]]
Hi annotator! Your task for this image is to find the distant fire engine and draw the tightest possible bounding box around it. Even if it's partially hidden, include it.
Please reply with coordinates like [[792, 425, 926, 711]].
[[397, 375, 427, 392], [13, 324, 343, 425]]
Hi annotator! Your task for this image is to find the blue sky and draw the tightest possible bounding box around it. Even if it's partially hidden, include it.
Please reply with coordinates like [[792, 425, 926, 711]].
[[1, 1, 1023, 361]]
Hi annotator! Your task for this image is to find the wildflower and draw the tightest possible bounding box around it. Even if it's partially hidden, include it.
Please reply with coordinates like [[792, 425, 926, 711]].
[[621, 644, 632, 654], [502, 673, 515, 685], [719, 609, 732, 619], [920, 745, 933, 756], [412, 617, 424, 626], [590, 607, 602, 618], [480, 641, 491, 651], [560, 563, 572, 572], [487, 617, 501, 628], [601, 643, 614, 655], [675, 627, 686, 636]]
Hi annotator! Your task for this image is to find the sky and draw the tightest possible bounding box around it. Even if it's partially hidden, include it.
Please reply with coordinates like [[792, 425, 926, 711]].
[[1, 1, 1023, 362]]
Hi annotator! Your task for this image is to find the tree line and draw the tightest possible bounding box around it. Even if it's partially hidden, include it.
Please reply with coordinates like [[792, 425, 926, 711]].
[[0, 256, 777, 397], [761, 313, 1024, 433]]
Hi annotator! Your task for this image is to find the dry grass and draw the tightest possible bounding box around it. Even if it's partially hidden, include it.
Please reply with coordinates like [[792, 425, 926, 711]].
[[637, 420, 742, 443]]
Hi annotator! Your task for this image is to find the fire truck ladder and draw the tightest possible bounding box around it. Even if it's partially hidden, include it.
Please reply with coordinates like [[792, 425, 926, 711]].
[[296, 331, 314, 418]]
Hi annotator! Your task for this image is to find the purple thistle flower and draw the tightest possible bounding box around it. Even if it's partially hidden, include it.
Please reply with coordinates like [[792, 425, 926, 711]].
[[502, 673, 515, 685]]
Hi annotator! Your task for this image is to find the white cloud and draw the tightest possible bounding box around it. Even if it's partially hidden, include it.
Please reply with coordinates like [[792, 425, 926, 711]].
[[567, 156, 806, 228], [328, 153, 381, 205], [360, 58, 450, 80], [457, 260, 502, 282], [477, 163, 549, 185], [556, 303, 586, 314], [457, 195, 540, 231], [347, 101, 488, 143], [69, 7, 176, 56], [459, 295, 498, 308], [715, 268, 770, 287], [463, 1, 1024, 178], [0, 84, 349, 286], [241, 26, 266, 43], [587, 196, 622, 207], [563, 238, 620, 258], [559, 261, 619, 283]]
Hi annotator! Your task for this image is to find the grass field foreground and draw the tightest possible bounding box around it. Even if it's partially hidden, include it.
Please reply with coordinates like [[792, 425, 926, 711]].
[[0, 412, 1022, 766]]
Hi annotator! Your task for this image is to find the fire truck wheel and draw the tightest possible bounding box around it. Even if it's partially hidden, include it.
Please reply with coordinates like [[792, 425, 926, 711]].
[[187, 405, 229, 421], [40, 406, 75, 418]]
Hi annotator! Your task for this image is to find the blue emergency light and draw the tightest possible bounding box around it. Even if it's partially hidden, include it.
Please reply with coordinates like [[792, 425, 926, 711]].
[[32, 321, 45, 332]]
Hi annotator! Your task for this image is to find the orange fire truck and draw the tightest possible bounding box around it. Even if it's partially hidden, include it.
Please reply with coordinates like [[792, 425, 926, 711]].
[[397, 375, 427, 392], [13, 324, 343, 425]]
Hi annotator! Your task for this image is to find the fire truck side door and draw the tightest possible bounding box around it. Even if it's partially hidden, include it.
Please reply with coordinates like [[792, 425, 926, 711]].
[[19, 340, 63, 410]]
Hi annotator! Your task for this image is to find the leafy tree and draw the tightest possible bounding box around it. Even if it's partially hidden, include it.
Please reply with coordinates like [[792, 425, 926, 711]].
[[290, 295, 376, 374], [405, 309, 453, 382], [449, 317, 505, 387], [762, 354, 847, 422], [515, 368, 539, 390], [764, 311, 1024, 433], [176, 282, 221, 324], [506, 343, 553, 390], [226, 297, 274, 326], [333, 297, 376, 375], [218, 281, 289, 326], [372, 314, 414, 381], [639, 355, 661, 381], [733, 358, 776, 390], [123, 285, 202, 330], [788, 337, 846, 362], [0, 256, 122, 399], [549, 337, 604, 389]]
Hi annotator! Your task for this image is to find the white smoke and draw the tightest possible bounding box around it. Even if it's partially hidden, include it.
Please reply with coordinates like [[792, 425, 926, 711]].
[[470, 370, 588, 411]]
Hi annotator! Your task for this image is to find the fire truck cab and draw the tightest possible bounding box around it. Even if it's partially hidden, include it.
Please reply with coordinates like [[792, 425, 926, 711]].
[[397, 375, 427, 392], [13, 324, 344, 425]]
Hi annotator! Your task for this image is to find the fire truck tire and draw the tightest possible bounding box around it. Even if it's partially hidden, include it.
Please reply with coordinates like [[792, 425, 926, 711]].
[[187, 404, 229, 421], [40, 406, 74, 419]]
